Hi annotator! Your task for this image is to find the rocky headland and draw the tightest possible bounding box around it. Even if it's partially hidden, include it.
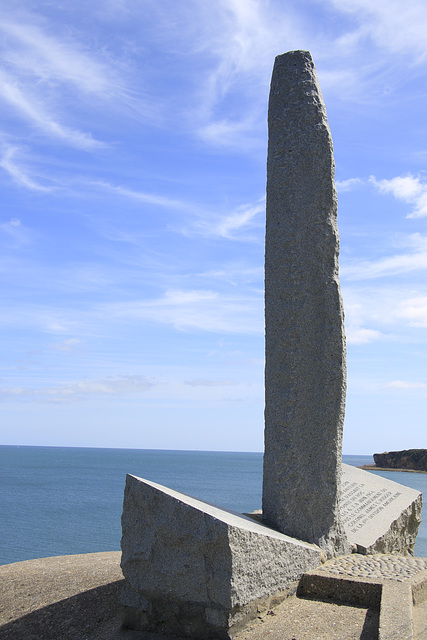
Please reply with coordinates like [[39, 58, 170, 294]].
[[360, 449, 427, 473]]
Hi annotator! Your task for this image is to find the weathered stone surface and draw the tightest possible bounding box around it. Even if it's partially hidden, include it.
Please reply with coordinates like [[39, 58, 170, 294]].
[[341, 464, 422, 555], [120, 474, 322, 640], [262, 50, 349, 557], [374, 449, 427, 472]]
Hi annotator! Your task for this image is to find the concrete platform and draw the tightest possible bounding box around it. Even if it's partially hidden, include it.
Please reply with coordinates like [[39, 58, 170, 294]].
[[298, 553, 427, 640], [0, 552, 426, 639]]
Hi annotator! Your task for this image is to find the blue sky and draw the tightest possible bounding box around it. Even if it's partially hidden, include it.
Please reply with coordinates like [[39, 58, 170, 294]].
[[1, 0, 426, 454]]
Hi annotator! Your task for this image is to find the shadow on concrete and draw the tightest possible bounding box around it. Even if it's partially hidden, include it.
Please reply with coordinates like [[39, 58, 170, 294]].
[[0, 580, 127, 640], [360, 608, 380, 640], [0, 578, 189, 640]]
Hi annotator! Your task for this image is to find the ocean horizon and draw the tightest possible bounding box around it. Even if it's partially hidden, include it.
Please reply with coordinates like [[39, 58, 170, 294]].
[[0, 445, 425, 566]]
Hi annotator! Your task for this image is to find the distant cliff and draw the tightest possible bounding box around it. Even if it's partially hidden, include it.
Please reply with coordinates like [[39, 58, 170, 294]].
[[374, 449, 427, 472]]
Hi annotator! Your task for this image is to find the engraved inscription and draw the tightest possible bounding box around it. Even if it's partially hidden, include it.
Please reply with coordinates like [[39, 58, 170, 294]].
[[341, 480, 402, 534]]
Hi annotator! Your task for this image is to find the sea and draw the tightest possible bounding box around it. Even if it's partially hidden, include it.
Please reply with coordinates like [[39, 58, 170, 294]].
[[0, 446, 426, 566]]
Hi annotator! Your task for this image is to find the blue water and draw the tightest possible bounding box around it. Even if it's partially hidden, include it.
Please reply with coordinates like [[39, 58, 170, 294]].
[[0, 447, 425, 566]]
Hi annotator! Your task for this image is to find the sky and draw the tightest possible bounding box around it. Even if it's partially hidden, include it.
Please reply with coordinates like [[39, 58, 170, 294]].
[[0, 0, 426, 455]]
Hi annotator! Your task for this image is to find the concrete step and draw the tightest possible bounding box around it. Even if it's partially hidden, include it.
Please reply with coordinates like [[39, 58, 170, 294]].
[[297, 553, 427, 640]]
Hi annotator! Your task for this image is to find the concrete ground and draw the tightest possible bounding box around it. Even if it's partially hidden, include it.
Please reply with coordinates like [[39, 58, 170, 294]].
[[0, 551, 424, 640]]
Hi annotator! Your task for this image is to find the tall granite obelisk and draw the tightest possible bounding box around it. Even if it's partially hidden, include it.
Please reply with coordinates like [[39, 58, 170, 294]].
[[262, 51, 349, 558]]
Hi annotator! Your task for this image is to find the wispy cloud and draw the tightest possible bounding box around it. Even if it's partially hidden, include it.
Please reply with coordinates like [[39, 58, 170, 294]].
[[160, 0, 305, 147], [198, 115, 258, 148], [346, 326, 381, 345], [0, 13, 154, 153], [328, 0, 427, 62], [184, 378, 237, 387], [385, 380, 427, 390], [91, 181, 190, 210], [214, 201, 264, 238], [0, 375, 154, 403], [0, 145, 54, 191], [94, 182, 265, 241], [336, 177, 362, 192], [50, 338, 83, 353], [0, 217, 33, 246], [370, 174, 427, 218], [197, 265, 263, 286], [0, 70, 105, 149], [396, 295, 427, 327], [193, 0, 285, 103], [341, 233, 427, 280], [189, 200, 265, 240], [0, 19, 123, 96], [103, 289, 263, 334], [342, 285, 427, 344]]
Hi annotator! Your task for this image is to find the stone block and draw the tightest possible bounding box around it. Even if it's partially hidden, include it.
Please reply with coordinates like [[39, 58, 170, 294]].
[[341, 464, 422, 555], [120, 474, 322, 639]]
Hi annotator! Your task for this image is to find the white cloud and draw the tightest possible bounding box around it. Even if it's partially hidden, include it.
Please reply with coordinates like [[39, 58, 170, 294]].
[[342, 285, 427, 344], [0, 14, 155, 151], [0, 145, 53, 191], [0, 218, 21, 233], [197, 265, 263, 286], [160, 0, 306, 146], [51, 338, 83, 352], [216, 201, 264, 238], [0, 375, 154, 403], [198, 116, 257, 148], [0, 217, 33, 245], [92, 184, 263, 241], [0, 19, 121, 96], [335, 177, 362, 192], [196, 0, 293, 100], [341, 233, 427, 279], [94, 185, 266, 241], [189, 200, 264, 240], [370, 174, 427, 218], [329, 0, 427, 61], [346, 327, 381, 344], [103, 289, 263, 334], [184, 379, 237, 387], [91, 181, 190, 210], [396, 296, 427, 327], [342, 289, 397, 339], [0, 70, 105, 149], [385, 380, 427, 389]]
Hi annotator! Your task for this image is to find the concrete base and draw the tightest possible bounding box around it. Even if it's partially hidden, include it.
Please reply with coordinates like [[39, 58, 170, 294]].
[[120, 474, 323, 639], [297, 554, 427, 640], [121, 585, 295, 640]]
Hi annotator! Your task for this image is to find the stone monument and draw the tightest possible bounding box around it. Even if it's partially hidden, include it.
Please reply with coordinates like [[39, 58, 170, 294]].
[[262, 50, 349, 558], [120, 50, 422, 639]]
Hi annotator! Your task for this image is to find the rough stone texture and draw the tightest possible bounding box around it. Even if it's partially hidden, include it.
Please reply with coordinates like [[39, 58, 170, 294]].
[[120, 474, 322, 640], [316, 553, 427, 581], [374, 449, 427, 472], [341, 464, 422, 555], [262, 49, 348, 558]]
